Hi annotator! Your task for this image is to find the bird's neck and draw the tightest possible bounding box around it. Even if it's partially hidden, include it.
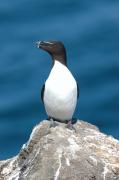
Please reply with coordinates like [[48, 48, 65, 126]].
[[50, 60, 68, 77], [52, 53, 67, 66], [53, 60, 66, 68]]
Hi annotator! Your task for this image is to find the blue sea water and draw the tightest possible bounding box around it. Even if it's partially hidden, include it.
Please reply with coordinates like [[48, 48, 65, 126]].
[[0, 0, 119, 160]]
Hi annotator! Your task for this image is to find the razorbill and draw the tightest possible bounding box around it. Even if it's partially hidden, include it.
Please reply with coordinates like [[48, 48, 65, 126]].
[[36, 41, 79, 128]]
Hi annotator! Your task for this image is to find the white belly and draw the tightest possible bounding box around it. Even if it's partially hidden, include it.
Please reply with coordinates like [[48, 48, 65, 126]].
[[43, 61, 77, 121]]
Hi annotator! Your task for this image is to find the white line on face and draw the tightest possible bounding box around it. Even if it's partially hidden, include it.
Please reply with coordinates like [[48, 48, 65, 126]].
[[44, 41, 54, 45]]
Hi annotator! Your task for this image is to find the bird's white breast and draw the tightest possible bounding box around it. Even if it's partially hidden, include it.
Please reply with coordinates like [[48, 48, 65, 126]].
[[44, 60, 77, 121]]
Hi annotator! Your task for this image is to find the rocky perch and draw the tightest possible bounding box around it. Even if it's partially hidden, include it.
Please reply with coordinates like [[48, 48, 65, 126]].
[[0, 120, 119, 180]]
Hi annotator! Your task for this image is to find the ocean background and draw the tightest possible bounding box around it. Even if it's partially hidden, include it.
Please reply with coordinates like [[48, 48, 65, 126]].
[[0, 0, 119, 160]]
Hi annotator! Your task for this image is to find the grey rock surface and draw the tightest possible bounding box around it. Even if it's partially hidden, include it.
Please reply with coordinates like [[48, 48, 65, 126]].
[[0, 120, 119, 180]]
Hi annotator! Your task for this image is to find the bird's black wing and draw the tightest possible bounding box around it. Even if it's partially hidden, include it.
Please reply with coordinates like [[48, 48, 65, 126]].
[[41, 84, 45, 103], [77, 82, 79, 99]]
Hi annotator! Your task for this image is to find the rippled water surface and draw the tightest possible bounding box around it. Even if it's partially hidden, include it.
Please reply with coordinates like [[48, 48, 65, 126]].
[[0, 0, 119, 159]]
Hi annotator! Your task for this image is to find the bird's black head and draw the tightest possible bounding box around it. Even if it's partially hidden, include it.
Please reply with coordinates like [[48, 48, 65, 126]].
[[36, 40, 67, 65]]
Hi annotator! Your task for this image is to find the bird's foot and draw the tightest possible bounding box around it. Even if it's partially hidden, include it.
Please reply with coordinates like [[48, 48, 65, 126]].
[[65, 120, 76, 132], [49, 118, 58, 128]]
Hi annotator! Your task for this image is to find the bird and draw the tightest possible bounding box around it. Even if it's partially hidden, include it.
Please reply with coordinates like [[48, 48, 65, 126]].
[[36, 41, 79, 129]]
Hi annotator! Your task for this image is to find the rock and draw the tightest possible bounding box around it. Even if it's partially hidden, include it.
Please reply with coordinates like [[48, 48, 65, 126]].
[[0, 120, 119, 180]]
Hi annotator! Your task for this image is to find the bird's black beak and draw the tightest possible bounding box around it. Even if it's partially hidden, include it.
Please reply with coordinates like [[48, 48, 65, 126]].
[[36, 41, 45, 48], [36, 41, 53, 49]]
